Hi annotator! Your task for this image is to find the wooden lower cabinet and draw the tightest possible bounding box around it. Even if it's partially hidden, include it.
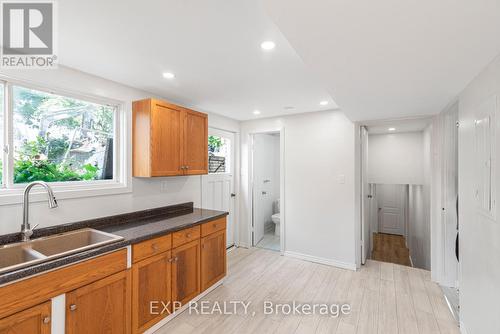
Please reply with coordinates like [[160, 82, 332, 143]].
[[66, 270, 131, 334], [0, 301, 51, 334], [201, 229, 227, 292], [132, 251, 172, 333], [172, 240, 200, 305]]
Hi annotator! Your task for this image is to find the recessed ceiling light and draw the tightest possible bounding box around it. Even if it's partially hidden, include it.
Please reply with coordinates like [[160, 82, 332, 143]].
[[319, 100, 329, 106], [162, 72, 175, 79], [388, 127, 396, 131], [260, 41, 276, 51], [253, 110, 261, 115]]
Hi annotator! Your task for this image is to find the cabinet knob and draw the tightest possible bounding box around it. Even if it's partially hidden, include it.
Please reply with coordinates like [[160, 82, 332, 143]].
[[151, 243, 159, 251], [69, 304, 77, 311], [175, 256, 179, 262], [168, 257, 174, 263], [213, 223, 217, 228], [186, 233, 191, 238], [43, 316, 51, 324]]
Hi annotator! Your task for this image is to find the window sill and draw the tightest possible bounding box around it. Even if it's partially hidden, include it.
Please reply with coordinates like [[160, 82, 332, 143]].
[[0, 181, 132, 206]]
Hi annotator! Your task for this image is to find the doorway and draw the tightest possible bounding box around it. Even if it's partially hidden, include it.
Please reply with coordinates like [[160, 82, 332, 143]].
[[202, 128, 236, 248], [359, 119, 433, 269], [251, 132, 281, 251]]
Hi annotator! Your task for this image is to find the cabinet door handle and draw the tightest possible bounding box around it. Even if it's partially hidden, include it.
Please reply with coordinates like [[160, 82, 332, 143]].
[[151, 243, 159, 251], [185, 165, 190, 169], [186, 233, 191, 238], [69, 304, 77, 311], [43, 316, 51, 324], [168, 258, 174, 263], [213, 223, 217, 228], [175, 256, 179, 262]]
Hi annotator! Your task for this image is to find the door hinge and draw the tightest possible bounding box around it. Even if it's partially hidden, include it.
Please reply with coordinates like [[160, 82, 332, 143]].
[[3, 145, 8, 154], [456, 121, 460, 128]]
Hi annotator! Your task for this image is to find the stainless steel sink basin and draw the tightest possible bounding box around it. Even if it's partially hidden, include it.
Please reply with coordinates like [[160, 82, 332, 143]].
[[0, 228, 124, 275], [0, 246, 46, 271]]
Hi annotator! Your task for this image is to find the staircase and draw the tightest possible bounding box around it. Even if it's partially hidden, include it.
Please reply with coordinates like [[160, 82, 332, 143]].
[[371, 233, 412, 266]]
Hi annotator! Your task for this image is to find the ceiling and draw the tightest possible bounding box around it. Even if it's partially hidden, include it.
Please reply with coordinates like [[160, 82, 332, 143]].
[[58, 0, 337, 121], [364, 117, 432, 135], [264, 0, 500, 121]]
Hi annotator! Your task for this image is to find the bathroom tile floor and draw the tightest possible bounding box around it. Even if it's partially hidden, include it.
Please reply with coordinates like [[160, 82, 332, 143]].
[[256, 231, 280, 251]]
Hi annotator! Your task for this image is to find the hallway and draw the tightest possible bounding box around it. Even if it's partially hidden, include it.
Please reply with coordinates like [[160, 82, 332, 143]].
[[372, 233, 412, 267]]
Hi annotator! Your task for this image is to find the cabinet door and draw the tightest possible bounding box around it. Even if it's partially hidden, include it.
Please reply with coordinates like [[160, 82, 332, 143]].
[[0, 301, 51, 334], [151, 102, 183, 176], [183, 110, 208, 175], [201, 230, 226, 292], [172, 240, 200, 305], [66, 271, 131, 334], [132, 251, 171, 333]]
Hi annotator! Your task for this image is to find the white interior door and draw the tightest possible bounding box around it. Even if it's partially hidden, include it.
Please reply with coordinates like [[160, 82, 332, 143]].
[[378, 184, 406, 235], [202, 128, 235, 248]]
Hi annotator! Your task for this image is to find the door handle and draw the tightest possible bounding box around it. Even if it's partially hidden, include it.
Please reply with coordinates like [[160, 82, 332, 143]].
[[231, 193, 236, 197], [262, 191, 267, 195]]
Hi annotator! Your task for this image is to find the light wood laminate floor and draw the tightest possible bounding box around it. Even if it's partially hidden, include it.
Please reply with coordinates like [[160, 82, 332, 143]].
[[155, 247, 460, 334]]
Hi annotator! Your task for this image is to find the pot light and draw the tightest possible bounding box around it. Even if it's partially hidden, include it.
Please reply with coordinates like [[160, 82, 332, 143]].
[[162, 72, 175, 79], [253, 110, 261, 115], [260, 41, 276, 51], [319, 100, 329, 106], [388, 127, 396, 131]]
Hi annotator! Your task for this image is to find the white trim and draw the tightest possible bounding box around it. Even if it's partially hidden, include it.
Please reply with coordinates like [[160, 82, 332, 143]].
[[51, 294, 65, 334], [126, 245, 132, 269], [284, 250, 357, 271], [143, 278, 224, 334]]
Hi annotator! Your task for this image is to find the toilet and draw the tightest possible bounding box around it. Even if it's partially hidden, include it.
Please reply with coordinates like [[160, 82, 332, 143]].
[[271, 198, 280, 236]]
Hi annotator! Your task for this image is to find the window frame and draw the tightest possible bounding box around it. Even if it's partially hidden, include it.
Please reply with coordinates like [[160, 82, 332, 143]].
[[0, 76, 130, 205]]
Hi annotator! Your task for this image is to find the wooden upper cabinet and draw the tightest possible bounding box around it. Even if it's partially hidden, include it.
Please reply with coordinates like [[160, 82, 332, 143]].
[[183, 110, 208, 175], [133, 98, 208, 177], [66, 270, 131, 334], [0, 301, 51, 334]]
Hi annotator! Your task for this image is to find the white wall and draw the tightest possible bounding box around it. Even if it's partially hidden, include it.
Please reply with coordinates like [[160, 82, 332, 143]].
[[252, 133, 280, 237], [0, 66, 240, 236], [240, 110, 357, 269], [368, 132, 424, 185], [408, 185, 431, 270], [457, 54, 500, 334]]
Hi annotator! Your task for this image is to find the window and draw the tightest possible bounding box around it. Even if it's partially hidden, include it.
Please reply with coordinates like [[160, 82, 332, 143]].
[[208, 134, 231, 174], [0, 79, 126, 200]]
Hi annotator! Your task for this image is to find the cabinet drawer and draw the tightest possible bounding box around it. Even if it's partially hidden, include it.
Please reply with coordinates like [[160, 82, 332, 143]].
[[132, 234, 172, 263], [201, 217, 226, 237], [172, 226, 200, 248]]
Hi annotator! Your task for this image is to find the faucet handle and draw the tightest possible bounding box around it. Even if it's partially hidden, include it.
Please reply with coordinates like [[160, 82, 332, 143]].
[[31, 223, 39, 231]]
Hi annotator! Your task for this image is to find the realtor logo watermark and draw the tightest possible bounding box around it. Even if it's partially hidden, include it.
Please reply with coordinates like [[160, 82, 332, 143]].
[[1, 0, 57, 68]]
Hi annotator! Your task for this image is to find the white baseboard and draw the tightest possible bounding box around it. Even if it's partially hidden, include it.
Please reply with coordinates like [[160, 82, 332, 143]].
[[284, 251, 357, 271], [143, 278, 224, 334]]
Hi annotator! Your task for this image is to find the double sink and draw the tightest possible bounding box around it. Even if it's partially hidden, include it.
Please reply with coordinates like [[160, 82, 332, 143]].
[[0, 228, 124, 275]]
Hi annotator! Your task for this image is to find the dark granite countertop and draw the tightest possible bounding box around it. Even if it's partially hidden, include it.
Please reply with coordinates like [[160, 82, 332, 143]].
[[0, 203, 228, 286]]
